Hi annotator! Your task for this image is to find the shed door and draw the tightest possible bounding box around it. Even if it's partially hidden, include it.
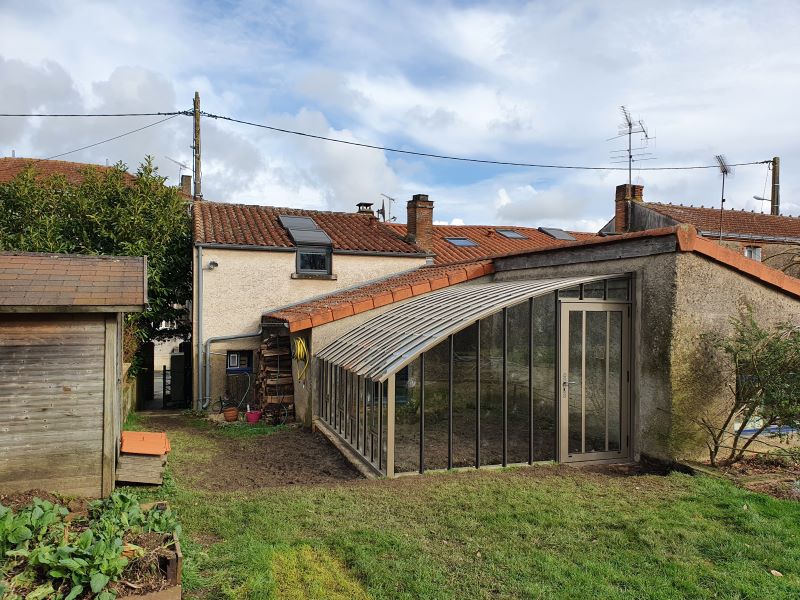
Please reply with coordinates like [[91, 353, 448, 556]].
[[559, 303, 630, 462], [0, 314, 106, 496]]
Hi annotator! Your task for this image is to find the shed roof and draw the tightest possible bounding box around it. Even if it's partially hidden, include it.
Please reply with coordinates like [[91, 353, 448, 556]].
[[316, 275, 603, 381], [194, 201, 426, 255], [0, 252, 147, 312]]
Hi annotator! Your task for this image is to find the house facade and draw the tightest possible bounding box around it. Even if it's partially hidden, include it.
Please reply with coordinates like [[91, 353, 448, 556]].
[[606, 184, 800, 276]]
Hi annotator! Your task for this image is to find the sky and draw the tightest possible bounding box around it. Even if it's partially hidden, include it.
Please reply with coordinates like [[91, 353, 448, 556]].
[[2, 0, 800, 232]]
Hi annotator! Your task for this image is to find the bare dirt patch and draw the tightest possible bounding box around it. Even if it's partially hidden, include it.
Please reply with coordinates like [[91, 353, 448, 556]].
[[0, 489, 61, 511], [143, 413, 362, 491], [720, 454, 800, 501]]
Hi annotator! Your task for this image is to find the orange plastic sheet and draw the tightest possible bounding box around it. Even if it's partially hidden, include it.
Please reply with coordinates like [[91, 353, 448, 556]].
[[120, 431, 171, 456]]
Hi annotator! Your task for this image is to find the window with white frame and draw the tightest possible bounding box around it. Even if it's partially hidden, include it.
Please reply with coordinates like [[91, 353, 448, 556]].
[[744, 246, 762, 261]]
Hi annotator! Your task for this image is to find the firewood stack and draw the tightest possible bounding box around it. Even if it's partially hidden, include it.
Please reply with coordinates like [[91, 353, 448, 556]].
[[255, 332, 294, 416]]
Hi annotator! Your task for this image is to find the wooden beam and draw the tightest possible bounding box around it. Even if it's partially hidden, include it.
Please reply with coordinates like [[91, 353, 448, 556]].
[[102, 315, 117, 497]]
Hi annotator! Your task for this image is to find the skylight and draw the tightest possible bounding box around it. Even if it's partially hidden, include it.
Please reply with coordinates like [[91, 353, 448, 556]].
[[279, 214, 333, 246], [496, 229, 527, 239], [537, 227, 576, 241], [444, 237, 478, 247]]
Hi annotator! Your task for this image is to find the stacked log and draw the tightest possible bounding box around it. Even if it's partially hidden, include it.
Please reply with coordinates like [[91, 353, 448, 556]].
[[255, 333, 294, 409]]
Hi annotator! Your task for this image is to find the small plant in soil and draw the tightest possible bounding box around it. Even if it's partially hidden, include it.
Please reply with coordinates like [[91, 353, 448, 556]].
[[0, 491, 180, 599]]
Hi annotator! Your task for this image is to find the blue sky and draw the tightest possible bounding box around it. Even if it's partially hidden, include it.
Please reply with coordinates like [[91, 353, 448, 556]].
[[2, 0, 800, 230]]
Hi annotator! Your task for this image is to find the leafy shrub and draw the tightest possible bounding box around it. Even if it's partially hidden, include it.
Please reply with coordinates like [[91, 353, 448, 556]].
[[0, 491, 180, 599]]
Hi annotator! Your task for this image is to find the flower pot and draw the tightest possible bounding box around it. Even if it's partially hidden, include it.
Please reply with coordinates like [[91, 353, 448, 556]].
[[245, 410, 262, 424], [223, 407, 239, 422]]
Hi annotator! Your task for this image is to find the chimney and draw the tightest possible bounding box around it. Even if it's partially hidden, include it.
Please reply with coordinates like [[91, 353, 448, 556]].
[[181, 174, 192, 197], [614, 184, 644, 233], [356, 202, 374, 215], [406, 193, 434, 251]]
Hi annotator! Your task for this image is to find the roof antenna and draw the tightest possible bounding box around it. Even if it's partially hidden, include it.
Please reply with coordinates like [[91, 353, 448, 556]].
[[380, 193, 398, 222], [715, 154, 732, 241], [609, 106, 655, 197], [166, 155, 191, 182]]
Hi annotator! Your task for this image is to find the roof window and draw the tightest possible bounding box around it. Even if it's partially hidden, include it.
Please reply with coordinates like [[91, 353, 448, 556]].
[[444, 237, 478, 247], [279, 214, 333, 246], [537, 227, 576, 241], [496, 229, 528, 239]]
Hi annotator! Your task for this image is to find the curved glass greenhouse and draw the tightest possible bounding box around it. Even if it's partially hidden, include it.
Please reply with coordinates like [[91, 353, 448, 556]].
[[315, 275, 631, 477]]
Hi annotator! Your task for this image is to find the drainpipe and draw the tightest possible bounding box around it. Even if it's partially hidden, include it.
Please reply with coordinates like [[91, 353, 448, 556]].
[[195, 245, 203, 410], [202, 322, 289, 410]]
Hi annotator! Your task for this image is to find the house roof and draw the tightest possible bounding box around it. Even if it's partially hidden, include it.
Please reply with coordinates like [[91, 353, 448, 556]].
[[388, 223, 595, 263], [496, 224, 800, 300], [0, 157, 137, 186], [0, 252, 147, 312], [643, 202, 800, 241], [263, 258, 494, 332], [194, 201, 426, 255]]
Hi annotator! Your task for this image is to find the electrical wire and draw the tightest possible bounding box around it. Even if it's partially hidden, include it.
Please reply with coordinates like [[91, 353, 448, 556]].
[[37, 115, 180, 162], [1, 108, 772, 172], [0, 111, 190, 117], [200, 110, 771, 172]]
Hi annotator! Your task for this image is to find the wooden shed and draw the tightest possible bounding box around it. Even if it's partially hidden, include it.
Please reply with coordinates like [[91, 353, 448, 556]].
[[0, 252, 146, 497]]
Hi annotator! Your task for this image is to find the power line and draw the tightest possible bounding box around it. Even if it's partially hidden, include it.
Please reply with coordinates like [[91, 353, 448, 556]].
[[200, 110, 770, 172], [39, 115, 180, 162], [1, 108, 773, 172], [0, 111, 190, 117]]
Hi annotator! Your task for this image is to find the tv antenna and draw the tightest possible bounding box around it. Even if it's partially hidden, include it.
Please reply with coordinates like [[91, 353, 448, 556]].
[[715, 154, 732, 241], [379, 193, 398, 222], [165, 155, 190, 181], [608, 106, 654, 194]]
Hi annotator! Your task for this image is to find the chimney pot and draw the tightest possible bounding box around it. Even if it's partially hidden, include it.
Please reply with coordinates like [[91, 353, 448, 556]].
[[406, 193, 434, 251], [181, 174, 192, 196], [356, 202, 374, 215]]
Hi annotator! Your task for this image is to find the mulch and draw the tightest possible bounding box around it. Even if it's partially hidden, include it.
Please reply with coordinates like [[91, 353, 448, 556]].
[[720, 455, 800, 501]]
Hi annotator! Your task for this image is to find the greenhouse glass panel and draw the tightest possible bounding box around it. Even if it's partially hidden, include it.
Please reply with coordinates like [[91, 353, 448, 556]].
[[507, 300, 531, 464], [395, 358, 421, 473], [479, 311, 504, 466], [452, 324, 477, 468], [531, 294, 557, 460], [423, 338, 450, 471]]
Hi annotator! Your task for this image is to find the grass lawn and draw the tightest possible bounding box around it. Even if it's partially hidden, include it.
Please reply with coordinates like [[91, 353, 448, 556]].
[[126, 415, 800, 599]]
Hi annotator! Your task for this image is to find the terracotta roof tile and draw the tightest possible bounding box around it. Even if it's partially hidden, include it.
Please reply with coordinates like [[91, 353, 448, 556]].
[[264, 258, 493, 332], [0, 157, 136, 186], [194, 201, 426, 255], [388, 223, 596, 263], [0, 252, 146, 310], [644, 202, 800, 240]]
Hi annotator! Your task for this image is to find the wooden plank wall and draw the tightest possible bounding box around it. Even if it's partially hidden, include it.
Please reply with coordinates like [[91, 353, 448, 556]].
[[0, 314, 106, 497]]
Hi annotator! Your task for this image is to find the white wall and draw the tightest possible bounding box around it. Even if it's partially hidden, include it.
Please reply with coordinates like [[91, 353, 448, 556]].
[[193, 246, 426, 404]]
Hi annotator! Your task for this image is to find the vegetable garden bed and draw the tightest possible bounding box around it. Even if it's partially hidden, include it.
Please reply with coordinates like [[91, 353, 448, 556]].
[[1, 491, 181, 599]]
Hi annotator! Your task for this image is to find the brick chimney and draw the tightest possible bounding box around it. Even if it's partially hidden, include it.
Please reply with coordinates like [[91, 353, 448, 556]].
[[181, 174, 192, 196], [406, 194, 434, 251], [614, 184, 644, 233]]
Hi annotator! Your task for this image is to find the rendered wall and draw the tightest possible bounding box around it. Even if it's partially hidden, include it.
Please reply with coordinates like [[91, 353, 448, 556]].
[[194, 247, 425, 404], [670, 252, 800, 459]]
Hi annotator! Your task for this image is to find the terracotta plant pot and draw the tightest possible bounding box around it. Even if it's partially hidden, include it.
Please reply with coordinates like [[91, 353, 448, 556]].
[[223, 407, 239, 422], [245, 410, 262, 424]]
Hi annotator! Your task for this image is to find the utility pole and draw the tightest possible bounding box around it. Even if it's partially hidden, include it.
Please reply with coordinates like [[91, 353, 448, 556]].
[[771, 156, 780, 216], [193, 91, 202, 200]]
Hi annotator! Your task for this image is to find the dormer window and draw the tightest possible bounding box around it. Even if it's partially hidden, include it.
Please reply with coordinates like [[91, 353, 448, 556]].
[[279, 214, 335, 277]]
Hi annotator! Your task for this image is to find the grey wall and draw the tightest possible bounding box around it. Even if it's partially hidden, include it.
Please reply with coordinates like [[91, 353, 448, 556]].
[[670, 253, 800, 458]]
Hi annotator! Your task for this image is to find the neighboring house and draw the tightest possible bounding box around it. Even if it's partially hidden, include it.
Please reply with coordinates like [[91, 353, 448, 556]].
[[605, 184, 800, 276], [192, 198, 429, 408], [261, 210, 800, 477], [0, 252, 147, 497]]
